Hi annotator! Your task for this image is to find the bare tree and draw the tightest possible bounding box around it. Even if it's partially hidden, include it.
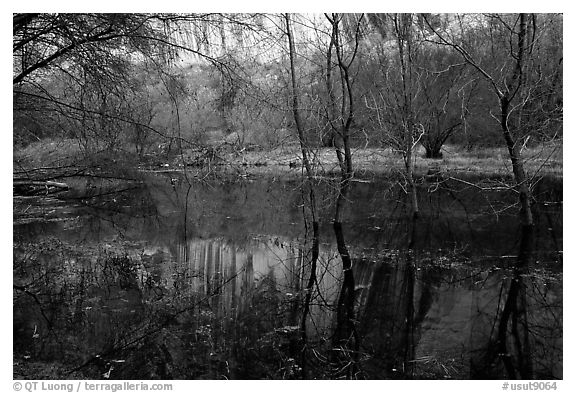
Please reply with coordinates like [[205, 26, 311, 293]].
[[365, 13, 423, 219], [424, 13, 562, 232], [13, 14, 261, 151], [323, 14, 365, 366], [324, 13, 363, 221], [284, 13, 320, 377], [416, 46, 474, 159]]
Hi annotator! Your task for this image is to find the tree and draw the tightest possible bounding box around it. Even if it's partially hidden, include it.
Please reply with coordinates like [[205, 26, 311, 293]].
[[425, 13, 563, 232], [323, 14, 365, 362], [284, 13, 320, 377], [324, 13, 363, 222], [365, 13, 422, 219], [416, 46, 474, 158], [12, 13, 233, 86], [13, 13, 257, 156]]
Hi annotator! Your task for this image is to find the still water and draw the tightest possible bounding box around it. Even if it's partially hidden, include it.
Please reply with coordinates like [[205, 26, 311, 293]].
[[13, 173, 562, 379]]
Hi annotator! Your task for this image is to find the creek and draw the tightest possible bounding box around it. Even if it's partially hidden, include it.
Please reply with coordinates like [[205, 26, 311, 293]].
[[13, 173, 563, 379]]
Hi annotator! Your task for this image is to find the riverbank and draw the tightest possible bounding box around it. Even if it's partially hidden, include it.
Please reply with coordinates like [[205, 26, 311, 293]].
[[14, 138, 562, 183]]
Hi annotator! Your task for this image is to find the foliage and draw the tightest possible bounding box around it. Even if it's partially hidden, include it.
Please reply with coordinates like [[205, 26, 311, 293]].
[[14, 13, 562, 165]]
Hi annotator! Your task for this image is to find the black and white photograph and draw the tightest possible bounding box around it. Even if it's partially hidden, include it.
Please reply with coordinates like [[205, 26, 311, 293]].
[[11, 7, 564, 383]]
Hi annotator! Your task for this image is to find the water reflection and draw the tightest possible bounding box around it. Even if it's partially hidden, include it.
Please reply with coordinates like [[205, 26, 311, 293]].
[[470, 226, 562, 379], [13, 175, 562, 379]]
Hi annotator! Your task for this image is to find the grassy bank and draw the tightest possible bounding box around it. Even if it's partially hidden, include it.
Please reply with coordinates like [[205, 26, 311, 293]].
[[226, 142, 562, 179], [14, 138, 562, 182]]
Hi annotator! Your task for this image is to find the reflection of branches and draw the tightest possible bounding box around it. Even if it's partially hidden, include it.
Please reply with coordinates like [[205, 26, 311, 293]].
[[331, 222, 360, 378], [13, 285, 54, 330], [476, 223, 561, 379], [314, 254, 340, 310], [300, 222, 319, 369], [66, 264, 245, 376], [495, 270, 531, 379]]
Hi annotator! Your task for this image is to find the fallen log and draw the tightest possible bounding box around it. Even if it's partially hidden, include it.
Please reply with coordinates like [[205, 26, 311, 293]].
[[13, 180, 69, 196]]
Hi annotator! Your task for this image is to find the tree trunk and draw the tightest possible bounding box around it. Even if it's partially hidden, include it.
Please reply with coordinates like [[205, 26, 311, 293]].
[[285, 14, 316, 193], [500, 14, 534, 227], [424, 146, 443, 159], [405, 145, 420, 220], [500, 98, 534, 227], [285, 14, 320, 379], [395, 14, 419, 220], [13, 180, 69, 196]]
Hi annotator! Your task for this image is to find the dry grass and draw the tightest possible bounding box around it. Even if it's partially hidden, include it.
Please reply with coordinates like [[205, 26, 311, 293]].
[[14, 138, 84, 170], [408, 354, 467, 379], [13, 138, 144, 180], [14, 138, 562, 180], [228, 142, 562, 179]]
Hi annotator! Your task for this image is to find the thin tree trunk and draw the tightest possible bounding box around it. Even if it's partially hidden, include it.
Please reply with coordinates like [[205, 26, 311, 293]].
[[285, 13, 320, 379], [500, 14, 533, 227], [326, 15, 360, 375], [395, 14, 419, 219], [405, 144, 419, 219], [285, 14, 316, 194], [326, 13, 359, 223], [500, 99, 534, 226]]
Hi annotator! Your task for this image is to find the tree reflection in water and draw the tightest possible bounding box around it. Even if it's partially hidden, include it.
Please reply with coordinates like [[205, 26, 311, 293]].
[[13, 176, 562, 379], [471, 225, 562, 379]]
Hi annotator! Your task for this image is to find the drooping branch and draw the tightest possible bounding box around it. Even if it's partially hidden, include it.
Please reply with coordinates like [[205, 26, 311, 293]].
[[16, 90, 196, 148], [13, 13, 238, 86]]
